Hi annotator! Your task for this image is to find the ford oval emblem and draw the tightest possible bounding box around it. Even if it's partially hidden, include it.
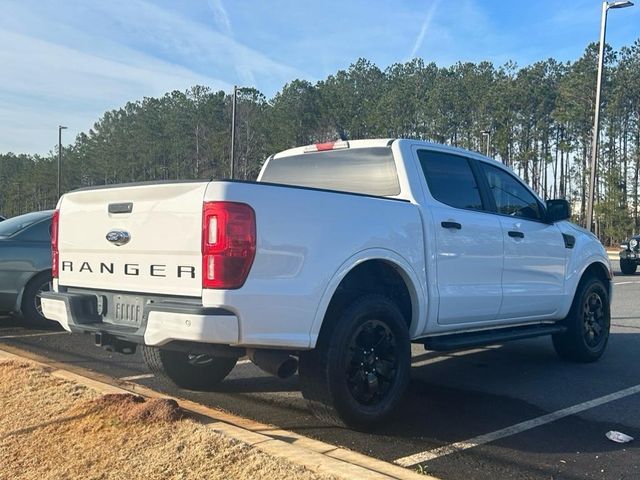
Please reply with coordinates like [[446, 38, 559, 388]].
[[106, 230, 131, 246]]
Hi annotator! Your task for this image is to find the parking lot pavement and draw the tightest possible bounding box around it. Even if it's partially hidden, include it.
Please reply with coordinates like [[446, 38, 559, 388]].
[[1, 266, 638, 480]]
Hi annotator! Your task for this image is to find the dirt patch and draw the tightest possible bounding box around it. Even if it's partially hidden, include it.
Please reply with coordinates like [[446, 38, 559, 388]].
[[0, 360, 335, 480], [85, 393, 183, 422]]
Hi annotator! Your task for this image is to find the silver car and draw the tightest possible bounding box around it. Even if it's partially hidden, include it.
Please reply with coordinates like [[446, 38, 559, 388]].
[[0, 210, 54, 326]]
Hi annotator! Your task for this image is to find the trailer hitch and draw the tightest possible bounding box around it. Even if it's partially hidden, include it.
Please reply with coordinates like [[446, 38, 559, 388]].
[[94, 332, 137, 355]]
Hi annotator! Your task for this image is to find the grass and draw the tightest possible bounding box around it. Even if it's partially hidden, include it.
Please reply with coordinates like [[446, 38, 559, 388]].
[[0, 360, 335, 480]]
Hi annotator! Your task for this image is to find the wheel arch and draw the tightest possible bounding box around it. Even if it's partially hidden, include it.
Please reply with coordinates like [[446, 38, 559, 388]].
[[580, 260, 612, 297], [309, 249, 425, 349], [581, 261, 611, 284], [564, 260, 612, 316]]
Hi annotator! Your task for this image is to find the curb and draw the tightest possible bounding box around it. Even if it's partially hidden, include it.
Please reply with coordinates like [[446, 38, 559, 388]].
[[0, 345, 433, 480]]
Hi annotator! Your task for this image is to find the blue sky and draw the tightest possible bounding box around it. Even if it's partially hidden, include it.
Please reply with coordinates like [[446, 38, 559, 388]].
[[1, 0, 639, 155]]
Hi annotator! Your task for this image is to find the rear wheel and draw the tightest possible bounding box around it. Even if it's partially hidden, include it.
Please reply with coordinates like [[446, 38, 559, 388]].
[[299, 294, 410, 429], [620, 258, 637, 275], [142, 346, 237, 391], [21, 271, 54, 327], [552, 276, 610, 363]]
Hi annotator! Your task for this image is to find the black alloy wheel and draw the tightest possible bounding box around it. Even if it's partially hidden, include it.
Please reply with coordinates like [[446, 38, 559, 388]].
[[34, 278, 51, 317], [21, 271, 55, 327], [582, 291, 606, 349], [298, 294, 410, 429], [552, 276, 610, 362], [346, 319, 398, 407]]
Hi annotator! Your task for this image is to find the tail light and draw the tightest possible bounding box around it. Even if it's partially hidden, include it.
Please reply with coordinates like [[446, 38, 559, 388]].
[[202, 202, 256, 289], [303, 140, 350, 153], [51, 209, 60, 278]]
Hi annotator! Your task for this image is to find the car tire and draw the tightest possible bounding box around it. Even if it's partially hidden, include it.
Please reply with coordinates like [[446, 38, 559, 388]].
[[298, 294, 410, 429], [620, 258, 637, 275], [552, 276, 610, 363], [142, 346, 237, 391], [21, 271, 55, 328]]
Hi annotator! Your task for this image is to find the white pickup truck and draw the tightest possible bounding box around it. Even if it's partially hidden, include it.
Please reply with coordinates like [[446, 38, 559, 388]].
[[42, 139, 612, 428]]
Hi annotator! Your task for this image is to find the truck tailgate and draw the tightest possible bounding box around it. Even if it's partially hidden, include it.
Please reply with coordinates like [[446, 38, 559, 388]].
[[57, 182, 208, 297]]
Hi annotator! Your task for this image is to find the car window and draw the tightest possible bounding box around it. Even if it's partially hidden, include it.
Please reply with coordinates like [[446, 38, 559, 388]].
[[480, 163, 543, 221], [18, 218, 52, 241], [261, 147, 401, 196], [0, 212, 51, 237], [417, 149, 484, 210]]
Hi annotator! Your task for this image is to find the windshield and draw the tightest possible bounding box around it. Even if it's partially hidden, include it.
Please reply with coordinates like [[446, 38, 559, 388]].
[[0, 211, 51, 237]]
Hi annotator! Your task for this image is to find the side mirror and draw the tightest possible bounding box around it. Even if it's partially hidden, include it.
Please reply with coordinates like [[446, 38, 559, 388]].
[[546, 199, 570, 223]]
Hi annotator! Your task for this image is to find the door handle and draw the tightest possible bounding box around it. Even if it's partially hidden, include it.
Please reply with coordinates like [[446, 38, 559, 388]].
[[508, 231, 524, 239], [441, 221, 462, 230]]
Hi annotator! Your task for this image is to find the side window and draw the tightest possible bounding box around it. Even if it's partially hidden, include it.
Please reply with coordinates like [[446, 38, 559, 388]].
[[417, 150, 484, 210], [481, 163, 542, 221]]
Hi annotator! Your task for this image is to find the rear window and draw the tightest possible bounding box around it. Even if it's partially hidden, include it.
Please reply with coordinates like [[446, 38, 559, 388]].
[[260, 147, 401, 196]]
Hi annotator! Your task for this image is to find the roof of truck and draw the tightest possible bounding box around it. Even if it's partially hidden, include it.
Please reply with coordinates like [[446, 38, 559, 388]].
[[273, 138, 504, 168], [273, 139, 395, 158]]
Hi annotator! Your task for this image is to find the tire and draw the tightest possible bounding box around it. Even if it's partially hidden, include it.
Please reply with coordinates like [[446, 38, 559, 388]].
[[552, 276, 610, 363], [21, 271, 55, 328], [620, 259, 637, 275], [142, 346, 237, 391], [298, 294, 410, 429]]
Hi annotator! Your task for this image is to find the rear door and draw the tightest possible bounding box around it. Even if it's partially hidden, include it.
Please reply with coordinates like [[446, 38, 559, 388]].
[[416, 148, 504, 325], [58, 182, 208, 297], [478, 162, 566, 319]]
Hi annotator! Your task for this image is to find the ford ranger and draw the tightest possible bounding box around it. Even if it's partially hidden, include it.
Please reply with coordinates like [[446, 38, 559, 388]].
[[42, 139, 612, 429]]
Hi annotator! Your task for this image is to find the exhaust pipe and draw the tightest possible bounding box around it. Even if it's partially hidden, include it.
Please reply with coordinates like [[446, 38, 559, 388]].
[[247, 349, 298, 379]]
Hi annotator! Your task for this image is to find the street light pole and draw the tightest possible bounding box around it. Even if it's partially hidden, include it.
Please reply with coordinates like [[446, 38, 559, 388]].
[[482, 130, 490, 157], [57, 125, 67, 199], [586, 0, 634, 232], [230, 85, 237, 179]]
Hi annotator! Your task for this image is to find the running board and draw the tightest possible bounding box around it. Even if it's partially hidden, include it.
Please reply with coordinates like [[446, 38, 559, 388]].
[[423, 324, 567, 352]]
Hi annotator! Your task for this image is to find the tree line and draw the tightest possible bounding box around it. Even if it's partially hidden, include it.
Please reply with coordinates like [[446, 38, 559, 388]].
[[1, 40, 640, 244]]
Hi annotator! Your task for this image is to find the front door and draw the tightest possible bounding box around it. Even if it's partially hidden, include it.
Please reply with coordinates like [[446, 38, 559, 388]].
[[479, 162, 566, 319]]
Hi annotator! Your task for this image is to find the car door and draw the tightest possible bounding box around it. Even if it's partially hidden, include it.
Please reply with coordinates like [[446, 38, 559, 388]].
[[478, 162, 566, 319], [416, 148, 504, 325]]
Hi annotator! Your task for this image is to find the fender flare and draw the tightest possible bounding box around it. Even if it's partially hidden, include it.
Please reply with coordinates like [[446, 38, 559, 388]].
[[307, 248, 425, 348], [561, 255, 612, 318]]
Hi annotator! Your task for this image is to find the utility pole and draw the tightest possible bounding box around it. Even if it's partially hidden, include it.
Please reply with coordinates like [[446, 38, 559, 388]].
[[482, 130, 491, 157], [586, 0, 634, 231], [230, 86, 237, 179], [57, 125, 67, 199]]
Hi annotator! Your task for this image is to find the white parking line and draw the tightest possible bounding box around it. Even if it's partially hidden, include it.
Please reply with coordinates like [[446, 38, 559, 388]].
[[119, 373, 155, 381], [0, 331, 68, 340], [394, 382, 640, 467]]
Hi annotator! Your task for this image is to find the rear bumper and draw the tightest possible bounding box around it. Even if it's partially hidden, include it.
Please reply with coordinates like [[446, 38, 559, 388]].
[[40, 291, 239, 347]]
